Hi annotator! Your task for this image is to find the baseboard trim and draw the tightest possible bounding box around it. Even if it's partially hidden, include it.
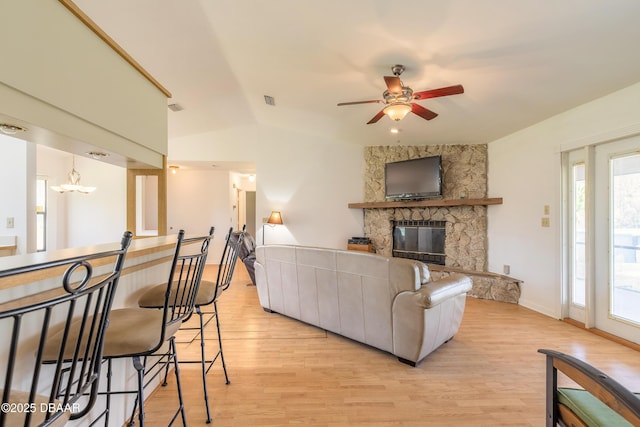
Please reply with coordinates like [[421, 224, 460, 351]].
[[562, 317, 640, 353]]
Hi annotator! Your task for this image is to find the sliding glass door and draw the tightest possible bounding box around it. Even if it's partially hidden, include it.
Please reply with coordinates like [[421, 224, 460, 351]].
[[566, 135, 640, 343]]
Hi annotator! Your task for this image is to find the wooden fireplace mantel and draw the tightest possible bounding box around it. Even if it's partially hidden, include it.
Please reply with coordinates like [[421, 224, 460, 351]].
[[348, 197, 503, 209]]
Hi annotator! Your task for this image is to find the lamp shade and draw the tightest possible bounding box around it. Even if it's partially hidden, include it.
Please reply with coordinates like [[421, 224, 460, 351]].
[[267, 211, 283, 225], [383, 103, 412, 121]]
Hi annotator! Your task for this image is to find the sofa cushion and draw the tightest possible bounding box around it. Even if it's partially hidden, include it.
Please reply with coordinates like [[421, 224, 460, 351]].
[[418, 262, 431, 284]]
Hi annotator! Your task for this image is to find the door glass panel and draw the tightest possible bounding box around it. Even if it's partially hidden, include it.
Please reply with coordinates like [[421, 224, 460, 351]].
[[611, 153, 640, 325], [572, 163, 586, 306]]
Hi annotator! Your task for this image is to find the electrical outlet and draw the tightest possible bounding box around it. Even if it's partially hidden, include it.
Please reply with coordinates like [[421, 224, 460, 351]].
[[503, 265, 510, 275], [541, 217, 550, 227], [6, 217, 14, 228], [543, 205, 550, 215]]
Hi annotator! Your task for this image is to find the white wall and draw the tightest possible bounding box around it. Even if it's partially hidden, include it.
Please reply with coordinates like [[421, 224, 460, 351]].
[[166, 169, 234, 262], [488, 81, 640, 318], [64, 156, 126, 247], [253, 126, 364, 247], [0, 135, 30, 254], [169, 124, 364, 250]]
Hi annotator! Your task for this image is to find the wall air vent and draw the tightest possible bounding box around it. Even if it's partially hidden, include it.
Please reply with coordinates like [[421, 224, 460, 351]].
[[264, 95, 276, 106]]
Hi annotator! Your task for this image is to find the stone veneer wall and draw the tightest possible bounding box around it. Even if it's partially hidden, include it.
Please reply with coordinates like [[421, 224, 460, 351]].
[[429, 270, 522, 304], [363, 145, 488, 271]]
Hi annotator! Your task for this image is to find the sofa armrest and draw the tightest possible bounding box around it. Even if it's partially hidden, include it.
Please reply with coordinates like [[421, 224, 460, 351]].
[[392, 273, 471, 364], [254, 260, 270, 309], [416, 274, 472, 308]]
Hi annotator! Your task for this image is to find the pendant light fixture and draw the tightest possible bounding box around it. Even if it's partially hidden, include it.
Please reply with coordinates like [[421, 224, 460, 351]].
[[50, 155, 96, 194]]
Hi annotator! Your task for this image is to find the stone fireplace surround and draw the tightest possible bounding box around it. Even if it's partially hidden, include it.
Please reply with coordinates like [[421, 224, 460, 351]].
[[359, 145, 521, 303]]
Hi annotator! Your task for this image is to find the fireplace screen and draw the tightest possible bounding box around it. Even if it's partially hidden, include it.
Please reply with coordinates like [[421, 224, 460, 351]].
[[392, 220, 445, 265]]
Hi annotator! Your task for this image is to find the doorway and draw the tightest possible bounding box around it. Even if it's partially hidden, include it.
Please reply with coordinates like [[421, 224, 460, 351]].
[[237, 189, 256, 239], [565, 135, 640, 343]]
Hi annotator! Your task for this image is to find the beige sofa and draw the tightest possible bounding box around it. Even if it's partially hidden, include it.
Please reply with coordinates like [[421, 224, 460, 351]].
[[254, 245, 472, 366]]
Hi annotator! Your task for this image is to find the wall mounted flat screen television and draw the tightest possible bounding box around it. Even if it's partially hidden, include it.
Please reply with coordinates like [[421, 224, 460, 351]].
[[385, 155, 442, 200]]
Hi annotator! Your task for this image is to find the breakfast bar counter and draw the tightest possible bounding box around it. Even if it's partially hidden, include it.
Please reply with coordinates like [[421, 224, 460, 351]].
[[0, 235, 180, 427], [0, 235, 177, 306]]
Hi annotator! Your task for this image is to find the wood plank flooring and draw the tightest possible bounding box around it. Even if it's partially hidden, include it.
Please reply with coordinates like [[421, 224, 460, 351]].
[[143, 265, 640, 426]]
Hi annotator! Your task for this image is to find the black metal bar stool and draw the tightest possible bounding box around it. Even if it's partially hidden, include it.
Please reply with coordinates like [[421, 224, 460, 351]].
[[138, 226, 245, 423], [0, 231, 132, 427], [40, 228, 213, 426], [103, 228, 214, 427]]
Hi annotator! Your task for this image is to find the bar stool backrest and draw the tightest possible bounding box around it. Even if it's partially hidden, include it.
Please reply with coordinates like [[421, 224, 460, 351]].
[[210, 226, 245, 304], [161, 228, 214, 337], [0, 231, 132, 427]]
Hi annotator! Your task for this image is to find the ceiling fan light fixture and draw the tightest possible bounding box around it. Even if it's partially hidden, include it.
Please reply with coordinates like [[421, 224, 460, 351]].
[[383, 102, 412, 121]]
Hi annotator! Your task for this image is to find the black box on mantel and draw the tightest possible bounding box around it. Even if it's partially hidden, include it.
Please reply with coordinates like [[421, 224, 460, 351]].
[[348, 237, 371, 245]]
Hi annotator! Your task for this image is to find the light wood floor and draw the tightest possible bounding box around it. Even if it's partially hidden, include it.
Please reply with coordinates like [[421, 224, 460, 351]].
[[143, 265, 640, 426]]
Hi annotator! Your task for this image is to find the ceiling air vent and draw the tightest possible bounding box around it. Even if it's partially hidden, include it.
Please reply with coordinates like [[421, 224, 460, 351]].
[[264, 95, 276, 106], [168, 103, 184, 112]]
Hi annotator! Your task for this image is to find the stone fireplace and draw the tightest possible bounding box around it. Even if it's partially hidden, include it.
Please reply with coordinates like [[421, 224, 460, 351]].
[[356, 144, 521, 304], [362, 144, 489, 271]]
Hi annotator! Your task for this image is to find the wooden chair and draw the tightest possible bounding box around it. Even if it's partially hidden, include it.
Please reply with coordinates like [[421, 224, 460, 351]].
[[0, 231, 132, 427], [138, 226, 245, 423], [538, 348, 640, 426]]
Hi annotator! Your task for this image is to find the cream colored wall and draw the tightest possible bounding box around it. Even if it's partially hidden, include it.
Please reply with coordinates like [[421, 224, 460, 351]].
[[0, 0, 167, 168], [487, 81, 640, 318], [0, 0, 168, 254]]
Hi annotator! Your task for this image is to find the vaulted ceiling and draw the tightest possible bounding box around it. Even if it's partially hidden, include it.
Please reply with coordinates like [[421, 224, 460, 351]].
[[73, 0, 640, 147]]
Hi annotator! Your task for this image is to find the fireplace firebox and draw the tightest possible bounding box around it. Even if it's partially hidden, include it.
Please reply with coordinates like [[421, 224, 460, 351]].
[[392, 220, 446, 265]]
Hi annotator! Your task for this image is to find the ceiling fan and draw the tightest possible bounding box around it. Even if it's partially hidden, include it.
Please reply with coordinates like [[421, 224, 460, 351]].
[[337, 64, 464, 124]]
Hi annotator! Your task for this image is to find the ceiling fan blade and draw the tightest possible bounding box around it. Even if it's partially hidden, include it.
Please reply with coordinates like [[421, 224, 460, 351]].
[[366, 109, 386, 124], [411, 103, 438, 121], [337, 100, 383, 106], [384, 76, 403, 95], [413, 84, 464, 100]]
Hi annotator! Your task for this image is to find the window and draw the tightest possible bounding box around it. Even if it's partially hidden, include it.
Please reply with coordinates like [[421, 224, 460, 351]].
[[36, 177, 47, 251], [610, 153, 640, 325], [571, 163, 586, 307]]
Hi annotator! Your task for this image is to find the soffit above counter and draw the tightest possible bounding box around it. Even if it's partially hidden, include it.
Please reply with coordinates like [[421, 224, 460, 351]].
[[0, 0, 170, 169]]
